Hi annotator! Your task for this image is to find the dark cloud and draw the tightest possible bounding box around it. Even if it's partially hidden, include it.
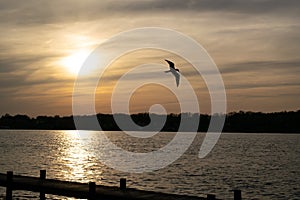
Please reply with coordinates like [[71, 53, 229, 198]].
[[221, 60, 300, 74], [0, 0, 110, 25], [0, 75, 69, 88], [0, 51, 64, 95], [228, 81, 300, 90], [0, 54, 59, 73], [110, 0, 300, 15], [220, 60, 300, 94], [0, 52, 71, 92], [0, 0, 299, 25]]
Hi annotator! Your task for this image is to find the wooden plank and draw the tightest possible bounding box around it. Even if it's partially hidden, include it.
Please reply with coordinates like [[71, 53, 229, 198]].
[[0, 173, 206, 200]]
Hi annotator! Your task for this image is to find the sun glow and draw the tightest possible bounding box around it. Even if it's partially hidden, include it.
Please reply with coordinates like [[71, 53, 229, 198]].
[[61, 49, 91, 75]]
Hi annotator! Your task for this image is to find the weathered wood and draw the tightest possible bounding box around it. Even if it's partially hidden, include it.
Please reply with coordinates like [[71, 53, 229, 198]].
[[234, 189, 242, 200], [39, 170, 46, 200], [88, 182, 96, 200], [0, 173, 205, 200], [6, 171, 13, 200], [120, 178, 126, 190], [40, 170, 46, 180], [207, 194, 216, 200]]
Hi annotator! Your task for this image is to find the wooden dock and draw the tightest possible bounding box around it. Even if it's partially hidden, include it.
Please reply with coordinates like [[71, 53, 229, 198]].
[[0, 170, 242, 200]]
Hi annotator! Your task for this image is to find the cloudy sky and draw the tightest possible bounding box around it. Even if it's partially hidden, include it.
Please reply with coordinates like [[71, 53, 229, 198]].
[[0, 0, 299, 116]]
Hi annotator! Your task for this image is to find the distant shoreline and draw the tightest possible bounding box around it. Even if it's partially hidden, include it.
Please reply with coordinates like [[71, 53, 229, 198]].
[[0, 110, 299, 133], [0, 129, 299, 134]]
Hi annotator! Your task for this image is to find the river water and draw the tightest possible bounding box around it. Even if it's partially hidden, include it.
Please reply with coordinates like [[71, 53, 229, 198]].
[[0, 130, 299, 199]]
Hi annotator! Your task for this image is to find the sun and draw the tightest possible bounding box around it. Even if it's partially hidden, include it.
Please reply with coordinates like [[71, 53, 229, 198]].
[[61, 49, 91, 75]]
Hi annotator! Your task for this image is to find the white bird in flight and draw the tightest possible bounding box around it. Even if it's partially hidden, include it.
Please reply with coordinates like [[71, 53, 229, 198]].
[[165, 59, 180, 87]]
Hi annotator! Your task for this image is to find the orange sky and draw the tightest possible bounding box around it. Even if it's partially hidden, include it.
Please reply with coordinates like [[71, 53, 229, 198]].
[[0, 0, 299, 116]]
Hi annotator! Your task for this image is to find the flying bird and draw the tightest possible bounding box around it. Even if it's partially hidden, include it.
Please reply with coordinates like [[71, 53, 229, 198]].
[[165, 59, 180, 87]]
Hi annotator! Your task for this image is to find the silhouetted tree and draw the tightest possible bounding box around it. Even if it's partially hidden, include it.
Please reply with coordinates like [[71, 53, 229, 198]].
[[0, 110, 299, 132]]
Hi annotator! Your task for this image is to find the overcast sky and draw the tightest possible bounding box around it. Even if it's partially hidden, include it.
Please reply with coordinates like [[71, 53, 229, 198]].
[[0, 0, 299, 116]]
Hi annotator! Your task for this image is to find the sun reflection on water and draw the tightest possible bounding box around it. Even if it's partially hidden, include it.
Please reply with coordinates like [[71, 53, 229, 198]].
[[57, 130, 103, 183]]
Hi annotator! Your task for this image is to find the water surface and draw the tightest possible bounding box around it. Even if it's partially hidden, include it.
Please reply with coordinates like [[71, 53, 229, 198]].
[[0, 130, 299, 199]]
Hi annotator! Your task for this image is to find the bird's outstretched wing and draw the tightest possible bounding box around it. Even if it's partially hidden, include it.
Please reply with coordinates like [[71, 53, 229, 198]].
[[173, 71, 180, 87], [165, 59, 175, 69]]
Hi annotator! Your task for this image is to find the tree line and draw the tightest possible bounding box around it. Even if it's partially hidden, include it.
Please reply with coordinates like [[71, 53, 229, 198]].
[[0, 110, 299, 133]]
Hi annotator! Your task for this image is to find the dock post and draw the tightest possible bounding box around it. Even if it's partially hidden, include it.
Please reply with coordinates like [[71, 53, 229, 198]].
[[40, 170, 46, 179], [234, 189, 242, 200], [89, 182, 96, 200], [6, 171, 13, 200], [207, 194, 216, 200], [39, 170, 46, 200], [120, 178, 126, 190]]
